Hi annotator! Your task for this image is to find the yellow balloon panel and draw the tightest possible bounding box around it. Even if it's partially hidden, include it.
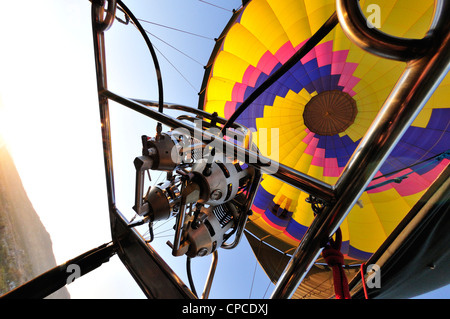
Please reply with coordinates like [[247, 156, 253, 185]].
[[359, 0, 434, 39], [201, 0, 449, 260]]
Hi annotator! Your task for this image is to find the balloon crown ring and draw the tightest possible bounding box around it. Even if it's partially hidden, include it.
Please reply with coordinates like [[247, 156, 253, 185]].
[[303, 90, 357, 136]]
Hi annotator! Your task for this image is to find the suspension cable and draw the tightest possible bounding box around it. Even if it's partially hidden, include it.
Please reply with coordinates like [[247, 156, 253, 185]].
[[138, 18, 214, 41], [116, 0, 164, 136], [198, 0, 233, 12], [142, 28, 204, 66], [116, 1, 200, 95]]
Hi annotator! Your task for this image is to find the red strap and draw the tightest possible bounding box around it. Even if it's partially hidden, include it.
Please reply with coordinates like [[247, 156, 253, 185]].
[[322, 228, 351, 299], [360, 263, 369, 299]]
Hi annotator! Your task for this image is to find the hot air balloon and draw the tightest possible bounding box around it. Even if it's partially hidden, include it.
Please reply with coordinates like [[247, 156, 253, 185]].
[[4, 0, 448, 300], [199, 0, 449, 298]]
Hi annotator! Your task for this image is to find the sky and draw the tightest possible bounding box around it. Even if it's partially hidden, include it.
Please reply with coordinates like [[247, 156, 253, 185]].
[[0, 0, 448, 299], [0, 0, 272, 299]]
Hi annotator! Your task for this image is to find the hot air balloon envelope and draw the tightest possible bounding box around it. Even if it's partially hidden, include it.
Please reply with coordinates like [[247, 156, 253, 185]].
[[199, 0, 449, 298]]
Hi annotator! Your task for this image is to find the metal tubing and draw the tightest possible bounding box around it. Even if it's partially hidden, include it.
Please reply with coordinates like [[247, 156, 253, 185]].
[[172, 182, 188, 256], [336, 0, 429, 61], [113, 207, 196, 299], [103, 89, 335, 202], [271, 0, 450, 299], [92, 3, 195, 298], [201, 250, 218, 299], [222, 172, 262, 250], [91, 3, 116, 213], [116, 0, 164, 113], [93, 0, 117, 32], [132, 98, 246, 131], [132, 99, 223, 121]]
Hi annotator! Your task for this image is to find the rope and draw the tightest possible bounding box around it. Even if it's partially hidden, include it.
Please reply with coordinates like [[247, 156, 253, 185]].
[[321, 228, 351, 299]]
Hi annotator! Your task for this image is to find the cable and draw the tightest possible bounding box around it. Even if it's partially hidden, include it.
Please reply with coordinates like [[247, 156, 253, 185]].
[[143, 28, 204, 66], [153, 216, 176, 231], [137, 18, 214, 41], [186, 257, 199, 298], [366, 150, 449, 191], [148, 222, 154, 242], [198, 0, 232, 12], [262, 255, 285, 298], [122, 12, 200, 91], [248, 243, 259, 298], [116, 0, 164, 115], [371, 150, 449, 181], [152, 44, 199, 92]]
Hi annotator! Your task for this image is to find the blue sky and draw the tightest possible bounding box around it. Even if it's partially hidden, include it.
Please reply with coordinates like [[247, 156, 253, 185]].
[[0, 0, 448, 299]]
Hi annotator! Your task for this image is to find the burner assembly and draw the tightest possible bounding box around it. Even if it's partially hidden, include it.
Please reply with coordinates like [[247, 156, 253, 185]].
[[131, 130, 260, 258]]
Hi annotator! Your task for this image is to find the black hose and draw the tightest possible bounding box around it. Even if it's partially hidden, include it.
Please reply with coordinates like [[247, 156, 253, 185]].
[[186, 257, 198, 298]]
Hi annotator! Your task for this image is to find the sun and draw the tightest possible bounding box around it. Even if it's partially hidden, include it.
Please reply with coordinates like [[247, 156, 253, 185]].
[[0, 95, 31, 159]]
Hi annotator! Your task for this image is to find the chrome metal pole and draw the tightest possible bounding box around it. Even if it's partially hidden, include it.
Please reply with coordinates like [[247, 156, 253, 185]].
[[335, 0, 429, 61], [271, 0, 450, 299], [102, 90, 336, 202], [92, 1, 117, 214], [201, 250, 218, 299]]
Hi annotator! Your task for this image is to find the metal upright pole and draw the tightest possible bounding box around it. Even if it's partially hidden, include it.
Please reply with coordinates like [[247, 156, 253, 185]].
[[92, 0, 117, 217]]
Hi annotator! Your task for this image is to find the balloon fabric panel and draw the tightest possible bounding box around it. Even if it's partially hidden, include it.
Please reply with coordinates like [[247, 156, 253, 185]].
[[201, 0, 448, 260]]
